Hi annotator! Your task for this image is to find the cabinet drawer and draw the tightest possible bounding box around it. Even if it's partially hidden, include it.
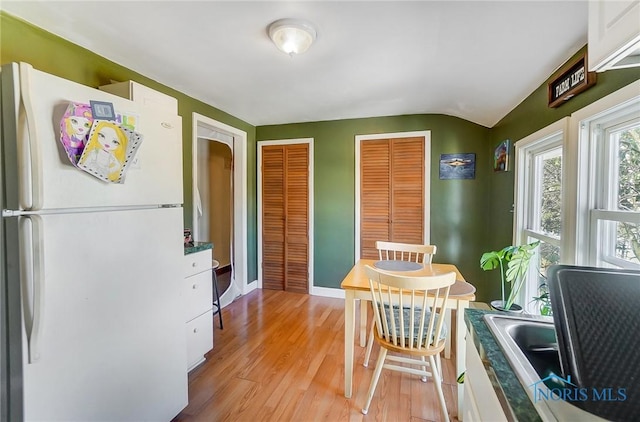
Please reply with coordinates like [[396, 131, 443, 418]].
[[186, 310, 213, 371], [183, 249, 212, 277], [185, 270, 213, 322]]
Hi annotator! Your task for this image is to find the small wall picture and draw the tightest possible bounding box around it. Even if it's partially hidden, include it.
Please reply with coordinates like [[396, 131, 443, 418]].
[[494, 139, 510, 172], [439, 153, 476, 180]]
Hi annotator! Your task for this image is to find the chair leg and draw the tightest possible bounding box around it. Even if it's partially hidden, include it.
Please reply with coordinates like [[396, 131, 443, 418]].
[[444, 308, 452, 359], [420, 355, 428, 382], [436, 352, 443, 383], [212, 270, 223, 329], [362, 347, 387, 415], [363, 323, 375, 367], [430, 355, 450, 422]]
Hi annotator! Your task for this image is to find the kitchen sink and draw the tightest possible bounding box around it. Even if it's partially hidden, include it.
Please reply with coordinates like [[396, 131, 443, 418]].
[[483, 314, 605, 421], [493, 315, 561, 380]]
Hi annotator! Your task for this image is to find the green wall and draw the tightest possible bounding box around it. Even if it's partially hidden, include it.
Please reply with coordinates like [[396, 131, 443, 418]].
[[257, 115, 493, 299], [3, 12, 639, 303], [0, 12, 259, 282], [255, 47, 639, 301], [485, 46, 640, 301]]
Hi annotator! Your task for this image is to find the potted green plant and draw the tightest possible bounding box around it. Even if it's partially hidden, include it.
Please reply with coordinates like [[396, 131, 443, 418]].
[[480, 241, 540, 312]]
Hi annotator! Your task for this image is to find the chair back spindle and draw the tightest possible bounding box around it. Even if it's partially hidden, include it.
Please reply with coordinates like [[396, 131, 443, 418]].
[[362, 264, 455, 420], [365, 265, 453, 353], [376, 241, 436, 264]]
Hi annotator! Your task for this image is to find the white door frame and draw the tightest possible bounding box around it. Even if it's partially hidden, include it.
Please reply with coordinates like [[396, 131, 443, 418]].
[[354, 131, 431, 261], [192, 113, 253, 306], [257, 138, 314, 293]]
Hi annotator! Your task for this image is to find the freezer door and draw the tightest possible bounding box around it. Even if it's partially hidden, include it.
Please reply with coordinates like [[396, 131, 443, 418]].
[[4, 63, 182, 210], [21, 207, 187, 421]]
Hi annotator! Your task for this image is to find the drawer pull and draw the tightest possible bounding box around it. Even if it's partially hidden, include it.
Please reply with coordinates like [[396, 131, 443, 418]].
[[192, 284, 197, 289], [193, 328, 198, 333], [192, 262, 197, 267]]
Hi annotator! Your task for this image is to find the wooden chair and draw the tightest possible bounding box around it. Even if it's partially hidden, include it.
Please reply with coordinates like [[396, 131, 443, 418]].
[[375, 240, 436, 264], [361, 265, 454, 421], [363, 241, 437, 367]]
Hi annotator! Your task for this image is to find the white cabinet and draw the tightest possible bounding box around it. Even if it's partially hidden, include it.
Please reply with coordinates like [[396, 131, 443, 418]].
[[99, 80, 178, 113], [132, 109, 183, 204], [96, 80, 183, 203], [463, 330, 508, 422], [184, 248, 213, 371], [588, 0, 640, 71]]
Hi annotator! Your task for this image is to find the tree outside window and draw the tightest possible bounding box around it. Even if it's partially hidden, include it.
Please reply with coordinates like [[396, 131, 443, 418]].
[[614, 125, 640, 265]]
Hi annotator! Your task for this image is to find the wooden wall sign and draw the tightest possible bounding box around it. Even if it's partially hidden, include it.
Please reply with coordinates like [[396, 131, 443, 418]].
[[548, 53, 596, 108]]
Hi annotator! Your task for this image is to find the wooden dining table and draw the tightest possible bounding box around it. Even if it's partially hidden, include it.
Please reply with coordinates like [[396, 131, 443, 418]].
[[341, 259, 476, 417]]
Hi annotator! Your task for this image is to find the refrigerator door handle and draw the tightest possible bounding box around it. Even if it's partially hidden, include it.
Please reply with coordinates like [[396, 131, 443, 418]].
[[19, 62, 44, 211], [19, 214, 45, 363]]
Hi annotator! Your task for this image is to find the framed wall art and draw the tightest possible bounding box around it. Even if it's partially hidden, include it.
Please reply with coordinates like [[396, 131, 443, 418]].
[[494, 139, 510, 172], [439, 153, 476, 180]]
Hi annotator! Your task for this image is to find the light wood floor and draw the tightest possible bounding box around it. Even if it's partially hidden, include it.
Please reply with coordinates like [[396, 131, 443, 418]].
[[173, 289, 460, 422]]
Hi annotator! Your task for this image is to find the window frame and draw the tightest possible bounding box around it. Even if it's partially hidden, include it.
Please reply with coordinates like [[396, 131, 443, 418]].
[[511, 81, 640, 314], [570, 82, 640, 268], [588, 114, 640, 268], [513, 118, 568, 312]]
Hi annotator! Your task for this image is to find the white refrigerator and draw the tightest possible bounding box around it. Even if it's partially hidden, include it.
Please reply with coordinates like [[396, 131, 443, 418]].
[[0, 62, 188, 421]]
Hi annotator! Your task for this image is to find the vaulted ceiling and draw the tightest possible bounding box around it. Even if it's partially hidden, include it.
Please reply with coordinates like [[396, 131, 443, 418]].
[[2, 1, 588, 127]]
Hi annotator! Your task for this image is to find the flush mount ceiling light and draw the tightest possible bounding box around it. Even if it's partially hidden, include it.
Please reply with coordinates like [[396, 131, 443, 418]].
[[268, 18, 317, 56]]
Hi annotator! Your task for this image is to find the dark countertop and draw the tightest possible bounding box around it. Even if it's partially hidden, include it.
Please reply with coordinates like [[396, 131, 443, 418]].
[[465, 308, 542, 422], [184, 241, 213, 255]]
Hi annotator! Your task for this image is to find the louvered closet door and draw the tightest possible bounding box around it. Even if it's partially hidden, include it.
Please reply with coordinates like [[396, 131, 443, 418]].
[[390, 137, 424, 243], [360, 140, 391, 259], [262, 146, 285, 290], [360, 137, 424, 259], [261, 144, 309, 293], [284, 144, 309, 293]]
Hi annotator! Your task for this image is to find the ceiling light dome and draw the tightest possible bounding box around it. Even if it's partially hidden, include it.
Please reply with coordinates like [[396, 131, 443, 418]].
[[268, 18, 317, 56]]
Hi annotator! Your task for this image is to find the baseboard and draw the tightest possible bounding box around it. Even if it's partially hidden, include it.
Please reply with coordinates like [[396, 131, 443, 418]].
[[310, 286, 345, 299], [238, 281, 343, 299]]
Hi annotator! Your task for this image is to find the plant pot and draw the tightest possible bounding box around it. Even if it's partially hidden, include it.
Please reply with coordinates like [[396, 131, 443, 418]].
[[490, 300, 524, 313]]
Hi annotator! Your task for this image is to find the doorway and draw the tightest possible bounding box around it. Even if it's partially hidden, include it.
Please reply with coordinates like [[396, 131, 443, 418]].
[[192, 113, 250, 307], [203, 141, 233, 292]]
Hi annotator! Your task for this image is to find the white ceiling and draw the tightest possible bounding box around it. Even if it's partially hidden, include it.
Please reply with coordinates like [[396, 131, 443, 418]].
[[2, 1, 588, 128]]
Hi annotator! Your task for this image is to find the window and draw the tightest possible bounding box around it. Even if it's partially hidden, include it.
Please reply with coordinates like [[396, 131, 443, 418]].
[[513, 81, 640, 314], [582, 105, 640, 269], [514, 119, 568, 313]]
